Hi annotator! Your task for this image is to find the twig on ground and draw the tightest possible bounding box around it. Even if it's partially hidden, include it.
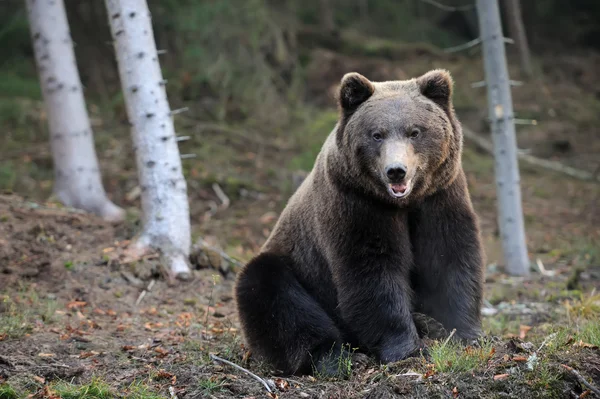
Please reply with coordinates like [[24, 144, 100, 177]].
[[463, 127, 600, 183], [537, 332, 558, 352], [561, 364, 600, 397], [442, 328, 457, 348], [212, 183, 230, 209], [210, 354, 275, 394], [135, 279, 156, 306], [535, 258, 556, 277]]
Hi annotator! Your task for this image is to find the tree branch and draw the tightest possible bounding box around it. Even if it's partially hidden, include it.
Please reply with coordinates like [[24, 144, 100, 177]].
[[561, 364, 600, 397], [463, 127, 600, 183], [419, 0, 474, 12]]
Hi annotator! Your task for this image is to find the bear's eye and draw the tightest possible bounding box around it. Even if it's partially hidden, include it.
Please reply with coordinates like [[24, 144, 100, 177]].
[[409, 128, 421, 139], [372, 132, 383, 142]]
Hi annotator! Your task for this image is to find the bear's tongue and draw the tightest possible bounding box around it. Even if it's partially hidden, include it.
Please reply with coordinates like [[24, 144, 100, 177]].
[[391, 183, 408, 194]]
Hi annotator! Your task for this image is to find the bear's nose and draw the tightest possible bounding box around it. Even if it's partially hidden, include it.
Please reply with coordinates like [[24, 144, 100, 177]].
[[385, 163, 407, 182]]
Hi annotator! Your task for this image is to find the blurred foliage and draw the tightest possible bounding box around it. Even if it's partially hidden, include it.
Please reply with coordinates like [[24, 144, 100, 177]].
[[0, 0, 599, 130]]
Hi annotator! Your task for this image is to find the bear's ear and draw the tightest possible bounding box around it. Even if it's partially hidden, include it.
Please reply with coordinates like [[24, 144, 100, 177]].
[[417, 69, 453, 111], [338, 72, 375, 113]]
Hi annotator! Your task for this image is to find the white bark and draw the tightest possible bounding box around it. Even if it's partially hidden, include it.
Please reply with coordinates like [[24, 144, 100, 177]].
[[25, 0, 125, 223], [477, 0, 530, 276], [105, 0, 191, 279]]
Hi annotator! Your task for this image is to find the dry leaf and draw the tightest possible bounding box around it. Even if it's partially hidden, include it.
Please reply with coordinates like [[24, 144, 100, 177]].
[[513, 356, 528, 362], [452, 386, 459, 398], [267, 393, 279, 399], [494, 374, 509, 381], [66, 301, 87, 310], [154, 347, 169, 357], [274, 378, 290, 391], [519, 325, 532, 339], [33, 375, 45, 384], [155, 369, 174, 379], [37, 353, 55, 357], [121, 345, 135, 352]]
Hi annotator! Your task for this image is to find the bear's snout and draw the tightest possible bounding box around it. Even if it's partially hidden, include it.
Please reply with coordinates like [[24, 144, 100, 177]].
[[385, 163, 407, 183]]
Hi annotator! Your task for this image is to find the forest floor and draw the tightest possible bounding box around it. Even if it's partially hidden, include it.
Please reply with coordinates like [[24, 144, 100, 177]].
[[1, 44, 600, 398]]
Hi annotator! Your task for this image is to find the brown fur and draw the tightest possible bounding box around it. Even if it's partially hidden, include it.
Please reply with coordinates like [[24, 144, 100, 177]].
[[235, 70, 484, 376]]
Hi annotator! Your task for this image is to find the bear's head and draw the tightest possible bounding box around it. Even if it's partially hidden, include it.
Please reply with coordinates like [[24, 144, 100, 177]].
[[331, 69, 463, 205]]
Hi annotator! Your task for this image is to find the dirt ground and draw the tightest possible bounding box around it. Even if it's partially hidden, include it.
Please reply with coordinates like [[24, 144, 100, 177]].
[[1, 48, 600, 398]]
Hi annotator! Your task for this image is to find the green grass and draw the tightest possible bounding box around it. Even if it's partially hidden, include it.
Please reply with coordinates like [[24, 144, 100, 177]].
[[0, 289, 58, 339], [429, 338, 494, 373], [196, 378, 227, 395], [0, 384, 19, 399], [124, 382, 163, 399], [51, 379, 115, 399]]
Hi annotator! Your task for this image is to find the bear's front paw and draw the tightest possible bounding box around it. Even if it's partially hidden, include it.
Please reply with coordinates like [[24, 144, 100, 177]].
[[378, 338, 424, 364]]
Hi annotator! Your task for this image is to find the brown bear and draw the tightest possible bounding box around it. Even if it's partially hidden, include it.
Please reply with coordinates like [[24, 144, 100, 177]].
[[235, 70, 484, 376]]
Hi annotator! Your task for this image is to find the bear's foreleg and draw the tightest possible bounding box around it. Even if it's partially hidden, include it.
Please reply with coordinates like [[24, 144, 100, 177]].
[[410, 174, 484, 341], [334, 256, 422, 363], [235, 253, 346, 376]]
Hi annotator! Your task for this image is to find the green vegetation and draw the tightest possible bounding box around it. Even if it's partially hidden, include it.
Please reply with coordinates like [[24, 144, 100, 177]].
[[429, 338, 494, 373], [0, 384, 19, 399], [51, 379, 115, 399]]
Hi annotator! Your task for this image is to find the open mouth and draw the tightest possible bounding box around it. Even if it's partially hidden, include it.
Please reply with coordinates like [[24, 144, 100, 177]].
[[387, 181, 412, 198]]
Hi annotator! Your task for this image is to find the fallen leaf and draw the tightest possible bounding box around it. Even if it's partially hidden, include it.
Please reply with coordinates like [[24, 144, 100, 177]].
[[66, 301, 87, 310], [573, 340, 598, 349], [274, 378, 290, 391], [121, 345, 135, 352], [494, 374, 509, 381], [37, 353, 55, 357], [452, 386, 459, 398], [155, 347, 169, 357], [513, 356, 528, 362], [155, 369, 174, 380], [580, 390, 591, 398], [267, 393, 279, 399], [519, 325, 532, 340], [0, 333, 6, 341], [33, 375, 45, 384]]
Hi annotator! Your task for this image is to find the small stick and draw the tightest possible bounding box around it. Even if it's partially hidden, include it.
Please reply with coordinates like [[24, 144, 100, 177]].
[[537, 332, 558, 352], [135, 279, 156, 306], [442, 328, 457, 348], [212, 183, 230, 209], [561, 364, 600, 397], [210, 354, 274, 393]]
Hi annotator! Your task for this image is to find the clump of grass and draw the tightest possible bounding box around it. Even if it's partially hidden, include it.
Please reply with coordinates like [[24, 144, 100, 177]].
[[575, 321, 600, 346], [196, 377, 227, 395], [429, 337, 494, 373], [0, 384, 19, 399], [125, 381, 164, 399], [564, 289, 600, 322], [0, 296, 31, 339], [312, 343, 355, 379], [51, 379, 114, 399]]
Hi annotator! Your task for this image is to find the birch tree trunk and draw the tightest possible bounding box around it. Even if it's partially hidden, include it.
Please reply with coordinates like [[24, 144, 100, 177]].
[[477, 0, 530, 275], [503, 0, 532, 78], [105, 0, 191, 279], [25, 0, 125, 223]]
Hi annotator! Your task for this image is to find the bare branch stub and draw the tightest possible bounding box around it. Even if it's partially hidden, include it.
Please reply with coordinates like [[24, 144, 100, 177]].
[[444, 37, 482, 53], [419, 0, 474, 12]]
